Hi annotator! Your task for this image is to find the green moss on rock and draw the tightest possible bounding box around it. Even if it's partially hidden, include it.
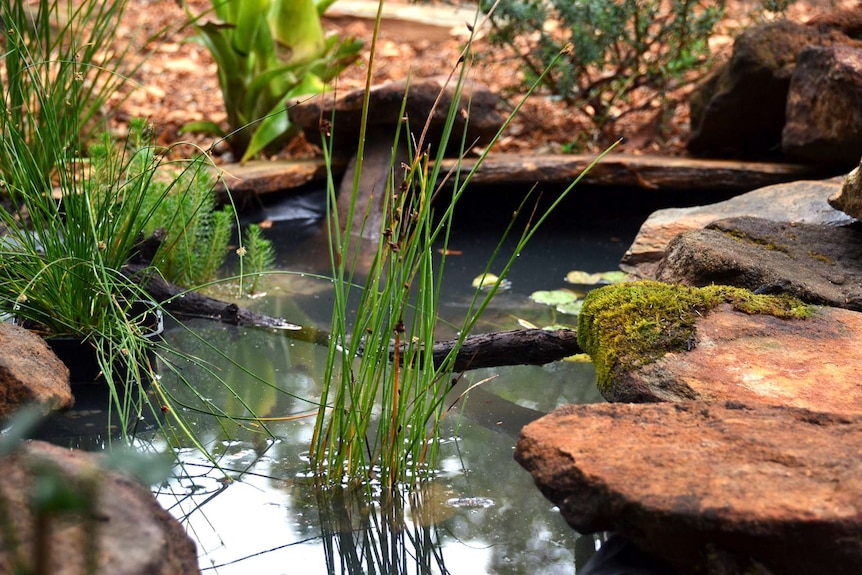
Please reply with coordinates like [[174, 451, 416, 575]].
[[577, 281, 811, 393]]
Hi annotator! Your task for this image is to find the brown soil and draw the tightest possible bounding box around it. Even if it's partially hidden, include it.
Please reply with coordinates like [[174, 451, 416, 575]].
[[110, 0, 856, 163]]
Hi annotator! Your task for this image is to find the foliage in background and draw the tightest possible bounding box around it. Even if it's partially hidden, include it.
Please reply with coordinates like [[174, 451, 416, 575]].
[[481, 0, 726, 143], [182, 0, 362, 161], [0, 0, 133, 192]]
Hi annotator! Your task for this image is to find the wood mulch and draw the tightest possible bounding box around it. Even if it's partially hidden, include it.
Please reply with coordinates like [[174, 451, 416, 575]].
[[109, 0, 855, 163]]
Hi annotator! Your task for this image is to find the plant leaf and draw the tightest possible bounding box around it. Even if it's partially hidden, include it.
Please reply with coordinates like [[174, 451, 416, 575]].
[[530, 289, 578, 306]]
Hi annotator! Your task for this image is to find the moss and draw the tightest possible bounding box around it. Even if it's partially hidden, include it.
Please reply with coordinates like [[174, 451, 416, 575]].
[[808, 251, 834, 265], [722, 229, 789, 254], [577, 281, 811, 393]]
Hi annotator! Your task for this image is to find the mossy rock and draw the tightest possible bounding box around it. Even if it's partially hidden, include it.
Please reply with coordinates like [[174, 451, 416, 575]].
[[577, 281, 811, 394]]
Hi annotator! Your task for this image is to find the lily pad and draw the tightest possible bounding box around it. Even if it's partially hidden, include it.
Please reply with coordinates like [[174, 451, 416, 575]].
[[556, 299, 584, 315], [471, 273, 511, 291], [530, 289, 578, 306], [565, 270, 630, 285]]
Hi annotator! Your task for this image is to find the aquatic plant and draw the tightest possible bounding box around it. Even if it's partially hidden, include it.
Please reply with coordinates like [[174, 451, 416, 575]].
[[308, 5, 614, 489]]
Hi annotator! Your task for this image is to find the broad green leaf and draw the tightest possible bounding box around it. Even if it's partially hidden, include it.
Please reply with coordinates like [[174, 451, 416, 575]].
[[530, 289, 578, 306], [233, 0, 270, 56], [565, 270, 630, 285], [269, 0, 325, 64]]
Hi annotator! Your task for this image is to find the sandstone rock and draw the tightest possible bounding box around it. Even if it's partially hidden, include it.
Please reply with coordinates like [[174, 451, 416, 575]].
[[688, 21, 850, 158], [0, 323, 72, 418], [288, 76, 505, 155], [619, 177, 852, 279], [0, 441, 200, 575], [830, 157, 862, 219], [655, 216, 862, 310], [782, 45, 862, 166], [515, 401, 862, 575], [603, 301, 862, 411]]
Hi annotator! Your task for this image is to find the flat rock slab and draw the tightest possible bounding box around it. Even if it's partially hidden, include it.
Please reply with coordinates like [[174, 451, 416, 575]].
[[615, 304, 862, 412], [656, 216, 862, 310], [211, 155, 830, 201], [515, 401, 862, 575], [621, 177, 853, 278]]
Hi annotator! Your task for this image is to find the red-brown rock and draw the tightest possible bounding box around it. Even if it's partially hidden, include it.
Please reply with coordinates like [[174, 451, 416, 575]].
[[515, 401, 862, 575], [619, 178, 850, 279], [0, 323, 72, 418], [0, 441, 200, 575], [830, 156, 862, 220], [606, 303, 862, 412], [688, 21, 850, 159], [782, 45, 862, 166], [654, 217, 862, 311]]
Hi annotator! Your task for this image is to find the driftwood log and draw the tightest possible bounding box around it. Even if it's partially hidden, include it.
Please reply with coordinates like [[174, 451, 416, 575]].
[[121, 263, 303, 331], [125, 233, 584, 370]]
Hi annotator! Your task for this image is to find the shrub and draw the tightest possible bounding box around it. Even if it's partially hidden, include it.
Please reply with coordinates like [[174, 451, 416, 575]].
[[481, 0, 726, 143]]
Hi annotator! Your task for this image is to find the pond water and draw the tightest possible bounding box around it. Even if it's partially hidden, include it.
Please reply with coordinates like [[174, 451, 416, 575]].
[[44, 183, 736, 574]]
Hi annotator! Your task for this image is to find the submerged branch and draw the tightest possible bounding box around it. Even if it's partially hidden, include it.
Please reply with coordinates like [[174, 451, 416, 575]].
[[121, 263, 303, 331], [125, 253, 582, 370]]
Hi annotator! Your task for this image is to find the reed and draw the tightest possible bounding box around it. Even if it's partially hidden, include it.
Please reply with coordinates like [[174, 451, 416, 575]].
[[308, 2, 612, 488]]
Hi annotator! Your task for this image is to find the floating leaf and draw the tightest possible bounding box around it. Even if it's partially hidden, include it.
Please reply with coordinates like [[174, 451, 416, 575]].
[[530, 289, 578, 306], [565, 270, 630, 285], [556, 299, 584, 315], [542, 324, 576, 331], [598, 271, 630, 283], [471, 273, 511, 291], [563, 353, 592, 363]]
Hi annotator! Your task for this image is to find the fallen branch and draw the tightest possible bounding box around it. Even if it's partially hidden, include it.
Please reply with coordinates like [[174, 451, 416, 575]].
[[432, 328, 584, 371], [121, 263, 303, 331], [125, 255, 583, 370]]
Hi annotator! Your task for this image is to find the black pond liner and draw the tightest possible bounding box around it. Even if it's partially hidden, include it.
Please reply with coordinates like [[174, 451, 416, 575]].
[[44, 300, 164, 385], [30, 301, 165, 449]]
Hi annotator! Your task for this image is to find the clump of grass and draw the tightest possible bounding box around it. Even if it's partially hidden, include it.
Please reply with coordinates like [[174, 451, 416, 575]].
[[0, 0, 134, 193], [308, 6, 613, 489]]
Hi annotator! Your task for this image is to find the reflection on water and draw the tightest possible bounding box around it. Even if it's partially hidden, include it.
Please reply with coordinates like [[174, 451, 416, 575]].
[[152, 319, 603, 574], [151, 185, 671, 573]]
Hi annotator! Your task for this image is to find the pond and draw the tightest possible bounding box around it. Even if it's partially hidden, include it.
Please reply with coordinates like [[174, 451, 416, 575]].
[[43, 183, 736, 574]]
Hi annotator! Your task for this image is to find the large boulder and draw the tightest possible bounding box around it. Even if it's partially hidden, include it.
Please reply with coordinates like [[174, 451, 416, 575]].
[[782, 45, 862, 165], [0, 441, 200, 575], [619, 177, 852, 279], [0, 323, 72, 418], [516, 401, 862, 575], [575, 281, 862, 407], [654, 216, 862, 310], [688, 20, 849, 159]]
